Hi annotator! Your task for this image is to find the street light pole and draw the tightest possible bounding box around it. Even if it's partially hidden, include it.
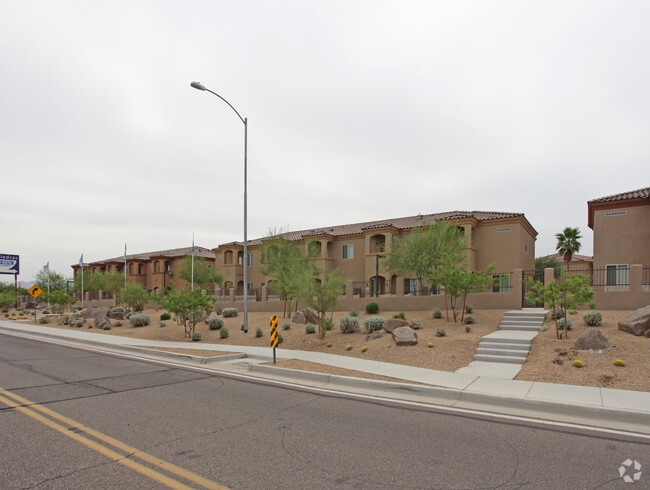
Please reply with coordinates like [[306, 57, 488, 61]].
[[191, 81, 249, 333]]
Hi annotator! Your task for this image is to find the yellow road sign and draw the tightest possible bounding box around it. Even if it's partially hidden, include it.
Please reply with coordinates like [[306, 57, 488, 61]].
[[28, 285, 43, 298], [270, 315, 278, 349]]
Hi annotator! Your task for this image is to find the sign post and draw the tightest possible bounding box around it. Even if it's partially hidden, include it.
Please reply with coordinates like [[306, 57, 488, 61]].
[[270, 315, 279, 364], [28, 285, 43, 323]]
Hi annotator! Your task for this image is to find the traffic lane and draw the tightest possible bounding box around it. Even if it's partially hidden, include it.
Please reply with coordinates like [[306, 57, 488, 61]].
[[1, 334, 647, 488], [0, 401, 168, 489]]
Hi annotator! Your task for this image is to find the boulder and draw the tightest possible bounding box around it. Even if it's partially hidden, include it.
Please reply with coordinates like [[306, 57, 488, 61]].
[[303, 308, 320, 324], [618, 305, 650, 337], [383, 318, 410, 333], [292, 311, 306, 325], [107, 309, 124, 320], [392, 326, 418, 346], [366, 330, 387, 341], [82, 307, 111, 329], [573, 328, 610, 353]]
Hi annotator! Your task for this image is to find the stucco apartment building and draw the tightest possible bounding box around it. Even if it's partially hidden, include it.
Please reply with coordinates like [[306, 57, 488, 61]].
[[72, 246, 216, 293], [214, 210, 537, 296], [588, 186, 650, 288]]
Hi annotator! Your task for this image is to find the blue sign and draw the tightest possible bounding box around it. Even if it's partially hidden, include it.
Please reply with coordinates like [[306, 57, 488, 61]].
[[0, 254, 19, 275]]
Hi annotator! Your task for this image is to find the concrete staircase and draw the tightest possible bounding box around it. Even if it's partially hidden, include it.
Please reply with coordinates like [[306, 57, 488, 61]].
[[473, 309, 547, 365]]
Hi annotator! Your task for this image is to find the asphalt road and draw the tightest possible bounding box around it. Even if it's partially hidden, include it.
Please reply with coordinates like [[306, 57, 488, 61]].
[[0, 334, 647, 489]]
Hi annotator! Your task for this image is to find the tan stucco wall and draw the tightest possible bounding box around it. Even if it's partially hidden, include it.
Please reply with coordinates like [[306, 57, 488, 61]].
[[472, 221, 535, 272], [593, 204, 650, 269]]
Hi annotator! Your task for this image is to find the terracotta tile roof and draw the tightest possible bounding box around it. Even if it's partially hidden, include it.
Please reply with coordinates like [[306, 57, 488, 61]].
[[218, 210, 529, 247], [541, 253, 593, 263], [588, 186, 650, 204], [82, 246, 215, 266]]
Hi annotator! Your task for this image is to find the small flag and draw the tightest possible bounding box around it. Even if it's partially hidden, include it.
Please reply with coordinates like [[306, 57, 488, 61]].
[[43, 262, 49, 272], [79, 254, 83, 267], [124, 243, 127, 261]]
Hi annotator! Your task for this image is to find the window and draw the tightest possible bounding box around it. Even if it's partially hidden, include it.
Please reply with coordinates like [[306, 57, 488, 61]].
[[247, 283, 254, 290], [492, 274, 510, 293], [246, 254, 253, 266], [496, 227, 512, 232], [404, 278, 418, 295], [342, 244, 354, 259], [605, 211, 627, 217], [606, 265, 628, 287]]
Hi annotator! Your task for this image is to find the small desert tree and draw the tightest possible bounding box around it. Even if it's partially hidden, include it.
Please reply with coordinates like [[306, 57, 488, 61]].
[[178, 255, 224, 292], [432, 260, 495, 322], [118, 283, 149, 312], [524, 274, 595, 339], [384, 219, 465, 293], [154, 287, 215, 337], [305, 268, 346, 338], [48, 290, 75, 313], [534, 256, 562, 279], [35, 269, 68, 293]]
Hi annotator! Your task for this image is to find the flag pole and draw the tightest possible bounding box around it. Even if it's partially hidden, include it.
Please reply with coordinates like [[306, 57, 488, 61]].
[[124, 243, 127, 292], [80, 254, 84, 309], [191, 234, 195, 291], [46, 262, 50, 308]]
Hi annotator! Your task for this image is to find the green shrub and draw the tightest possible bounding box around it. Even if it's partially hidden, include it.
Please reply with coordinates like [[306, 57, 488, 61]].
[[110, 306, 124, 313], [433, 308, 442, 319], [207, 316, 224, 330], [583, 311, 602, 326], [324, 317, 334, 331], [222, 308, 238, 318], [393, 312, 406, 320], [465, 325, 471, 333], [129, 314, 150, 327], [192, 332, 202, 341], [72, 319, 84, 328], [552, 307, 564, 320], [160, 312, 171, 320], [365, 302, 379, 314], [102, 324, 111, 330], [349, 308, 359, 317], [464, 316, 476, 325], [436, 328, 447, 337], [38, 316, 50, 324], [340, 316, 360, 333], [557, 317, 573, 330], [363, 316, 385, 333], [465, 304, 473, 313], [409, 319, 422, 330], [282, 322, 291, 330], [255, 327, 263, 338], [114, 320, 123, 327], [159, 321, 166, 327], [43, 309, 50, 315], [305, 324, 316, 334], [219, 327, 229, 339], [240, 324, 245, 331], [277, 333, 284, 344]]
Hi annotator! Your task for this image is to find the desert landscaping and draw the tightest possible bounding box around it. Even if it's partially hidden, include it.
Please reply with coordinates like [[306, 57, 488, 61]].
[[7, 304, 648, 393]]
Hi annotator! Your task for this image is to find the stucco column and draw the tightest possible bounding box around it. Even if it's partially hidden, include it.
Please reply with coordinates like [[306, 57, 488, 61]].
[[346, 280, 354, 299], [512, 269, 523, 308], [229, 288, 236, 303], [396, 277, 405, 297], [544, 267, 555, 285], [261, 285, 268, 302], [629, 264, 642, 292], [463, 225, 476, 270]]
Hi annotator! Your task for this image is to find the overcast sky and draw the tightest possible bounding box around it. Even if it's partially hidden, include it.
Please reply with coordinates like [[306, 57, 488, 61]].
[[1, 1, 647, 282]]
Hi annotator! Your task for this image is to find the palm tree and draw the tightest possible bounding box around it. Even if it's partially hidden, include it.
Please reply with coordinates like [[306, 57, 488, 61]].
[[555, 227, 582, 271]]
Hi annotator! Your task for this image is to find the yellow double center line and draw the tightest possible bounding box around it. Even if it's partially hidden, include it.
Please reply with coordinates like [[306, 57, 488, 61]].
[[0, 386, 227, 489]]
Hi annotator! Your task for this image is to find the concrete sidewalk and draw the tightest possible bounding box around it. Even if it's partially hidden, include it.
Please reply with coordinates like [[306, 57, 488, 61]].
[[1, 321, 649, 435]]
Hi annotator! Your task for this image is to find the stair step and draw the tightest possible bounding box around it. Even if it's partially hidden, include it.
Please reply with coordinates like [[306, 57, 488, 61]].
[[476, 347, 529, 357], [501, 318, 542, 324], [473, 354, 527, 364], [481, 336, 532, 345], [499, 325, 541, 331], [477, 341, 530, 352]]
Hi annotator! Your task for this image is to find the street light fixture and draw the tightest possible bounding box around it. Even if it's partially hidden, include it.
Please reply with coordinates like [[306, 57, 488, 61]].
[[191, 81, 249, 333]]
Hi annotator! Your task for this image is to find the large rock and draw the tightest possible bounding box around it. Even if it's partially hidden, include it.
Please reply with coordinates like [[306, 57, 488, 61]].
[[107, 308, 125, 320], [573, 328, 610, 353], [392, 326, 418, 346], [383, 318, 410, 333], [292, 311, 306, 325], [303, 308, 320, 324], [366, 330, 387, 341], [82, 307, 111, 329], [618, 305, 650, 337]]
